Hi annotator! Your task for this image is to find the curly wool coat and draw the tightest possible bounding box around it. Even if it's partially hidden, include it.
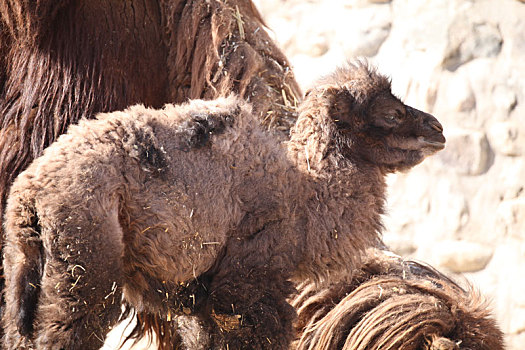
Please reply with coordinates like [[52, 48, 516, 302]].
[[3, 63, 445, 349], [0, 0, 301, 250], [0, 3, 301, 344]]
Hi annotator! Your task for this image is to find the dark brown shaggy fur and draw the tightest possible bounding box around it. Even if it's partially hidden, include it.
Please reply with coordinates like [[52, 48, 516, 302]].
[[3, 62, 445, 350], [0, 0, 300, 257], [292, 248, 505, 350]]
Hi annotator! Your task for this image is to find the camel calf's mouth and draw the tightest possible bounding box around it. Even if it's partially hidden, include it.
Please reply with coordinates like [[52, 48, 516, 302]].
[[386, 131, 445, 154], [418, 136, 446, 150], [406, 106, 446, 154], [412, 113, 446, 156]]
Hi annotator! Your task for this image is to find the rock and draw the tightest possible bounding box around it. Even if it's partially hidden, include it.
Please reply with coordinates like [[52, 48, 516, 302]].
[[507, 332, 525, 350], [437, 72, 476, 112], [508, 308, 525, 335], [290, 51, 347, 89], [427, 179, 469, 237], [270, 18, 330, 58], [433, 240, 494, 273], [341, 0, 391, 6], [482, 241, 525, 336], [337, 6, 392, 57], [297, 34, 330, 57], [492, 84, 518, 113], [382, 170, 433, 241], [262, 1, 392, 61], [506, 17, 525, 59], [443, 17, 503, 71], [488, 121, 525, 156], [383, 235, 417, 256], [437, 129, 492, 175], [497, 197, 525, 239], [342, 22, 391, 57]]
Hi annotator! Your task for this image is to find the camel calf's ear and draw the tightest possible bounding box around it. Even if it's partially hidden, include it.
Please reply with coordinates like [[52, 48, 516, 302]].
[[303, 86, 356, 131], [324, 88, 359, 131]]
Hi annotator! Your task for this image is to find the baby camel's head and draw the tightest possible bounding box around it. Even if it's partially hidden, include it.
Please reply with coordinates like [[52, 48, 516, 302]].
[[308, 61, 445, 172]]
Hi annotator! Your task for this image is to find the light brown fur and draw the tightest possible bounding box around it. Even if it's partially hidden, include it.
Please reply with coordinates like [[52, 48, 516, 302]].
[[3, 63, 445, 349]]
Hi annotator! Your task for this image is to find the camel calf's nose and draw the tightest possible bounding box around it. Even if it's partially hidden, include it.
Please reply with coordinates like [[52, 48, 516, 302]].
[[428, 118, 443, 132], [421, 112, 443, 133], [407, 106, 444, 133], [423, 115, 446, 144]]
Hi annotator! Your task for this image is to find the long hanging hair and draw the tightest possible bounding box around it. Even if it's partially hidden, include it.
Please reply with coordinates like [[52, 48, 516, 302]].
[[292, 249, 504, 350]]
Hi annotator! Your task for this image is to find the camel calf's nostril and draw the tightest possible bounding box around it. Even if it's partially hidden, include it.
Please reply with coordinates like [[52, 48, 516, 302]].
[[429, 120, 443, 132]]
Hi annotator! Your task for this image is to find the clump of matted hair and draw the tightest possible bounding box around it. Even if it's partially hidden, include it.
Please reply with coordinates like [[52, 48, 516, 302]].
[[292, 249, 505, 350]]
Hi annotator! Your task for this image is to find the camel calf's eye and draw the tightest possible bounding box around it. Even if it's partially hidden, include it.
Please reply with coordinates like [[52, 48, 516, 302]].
[[385, 115, 398, 122]]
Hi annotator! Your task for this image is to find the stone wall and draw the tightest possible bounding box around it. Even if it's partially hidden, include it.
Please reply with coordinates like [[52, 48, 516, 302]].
[[257, 0, 525, 348]]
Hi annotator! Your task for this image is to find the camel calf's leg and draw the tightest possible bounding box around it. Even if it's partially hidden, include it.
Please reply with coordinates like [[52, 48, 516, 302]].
[[31, 207, 125, 350], [208, 268, 296, 350], [207, 225, 298, 350], [3, 194, 44, 349]]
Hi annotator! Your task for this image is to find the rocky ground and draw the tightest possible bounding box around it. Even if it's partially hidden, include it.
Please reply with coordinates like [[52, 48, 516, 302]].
[[104, 0, 525, 348], [256, 0, 525, 348]]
